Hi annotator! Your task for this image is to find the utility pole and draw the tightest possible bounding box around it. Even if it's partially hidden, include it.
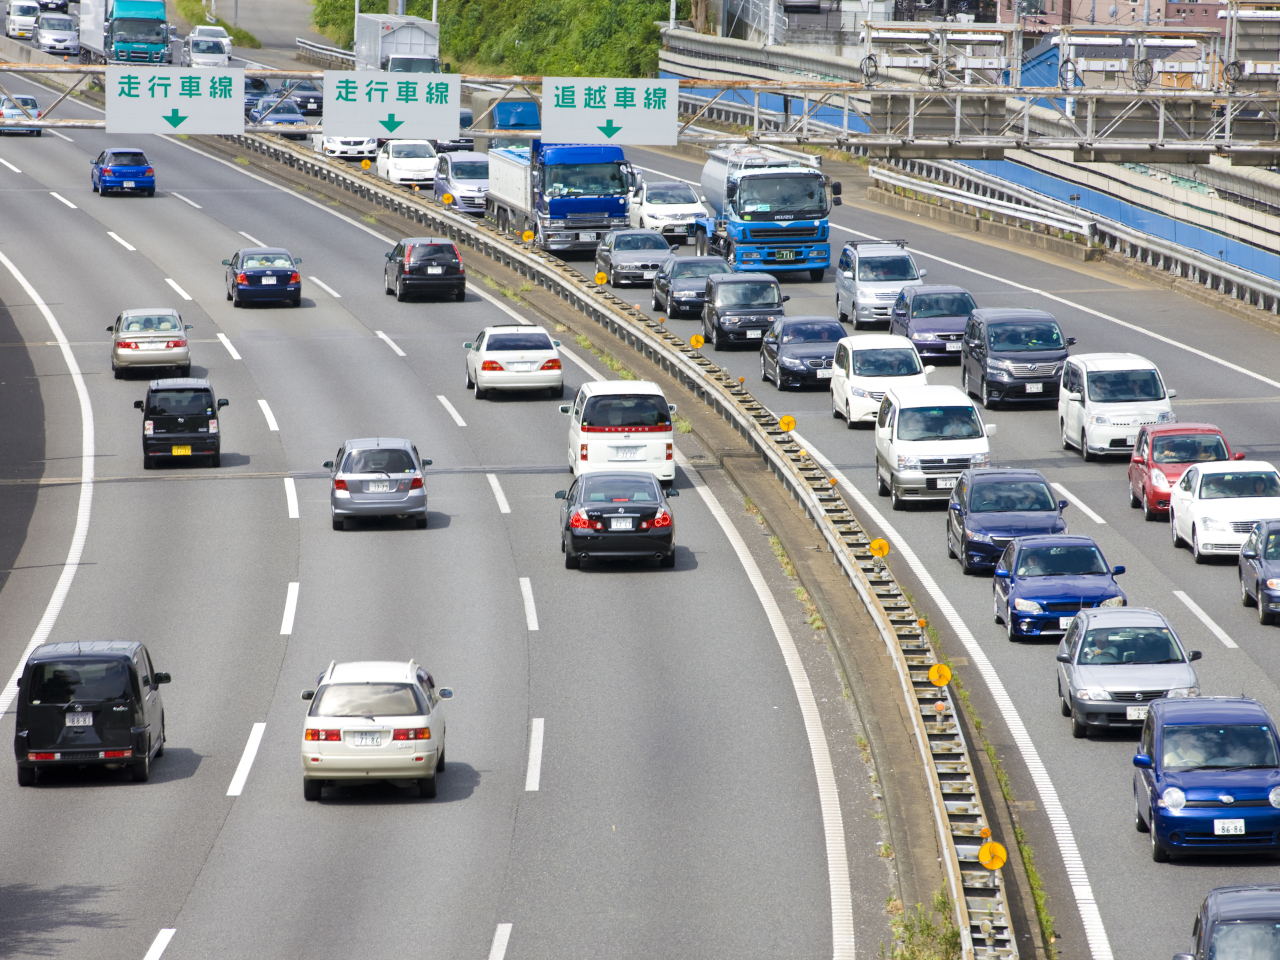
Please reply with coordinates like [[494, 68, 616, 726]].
[[670, 0, 676, 29], [767, 0, 776, 44], [432, 0, 439, 21]]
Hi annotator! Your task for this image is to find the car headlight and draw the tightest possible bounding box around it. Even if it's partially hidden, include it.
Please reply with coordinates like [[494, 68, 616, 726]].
[[1100, 595, 1125, 608], [1161, 786, 1186, 811], [970, 452, 991, 468], [897, 455, 921, 471], [1270, 785, 1280, 809], [911, 331, 941, 341], [966, 530, 993, 543], [1151, 470, 1171, 489], [1201, 517, 1227, 532], [1157, 411, 1176, 423], [780, 357, 807, 370], [849, 386, 871, 398], [1165, 686, 1198, 698], [1265, 579, 1280, 590], [1091, 414, 1111, 425], [856, 288, 877, 300], [1013, 598, 1043, 613], [1077, 687, 1112, 701], [646, 214, 670, 222]]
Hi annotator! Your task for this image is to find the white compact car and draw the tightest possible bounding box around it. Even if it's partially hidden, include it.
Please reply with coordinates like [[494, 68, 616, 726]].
[[628, 180, 707, 244], [561, 380, 677, 484], [376, 139, 438, 185], [315, 135, 376, 159], [1169, 460, 1280, 562], [464, 324, 563, 399], [300, 660, 452, 801], [1059, 353, 1176, 460], [183, 36, 230, 67], [831, 334, 933, 427], [874, 384, 996, 510]]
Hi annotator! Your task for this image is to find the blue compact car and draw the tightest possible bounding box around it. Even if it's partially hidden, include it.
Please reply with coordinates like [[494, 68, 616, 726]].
[[1135, 698, 1280, 863], [92, 148, 155, 196], [946, 468, 1068, 573], [1240, 519, 1280, 626], [1173, 885, 1280, 959], [993, 535, 1125, 641], [222, 247, 303, 307]]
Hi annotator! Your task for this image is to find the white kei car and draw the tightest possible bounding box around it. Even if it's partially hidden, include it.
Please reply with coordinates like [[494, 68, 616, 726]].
[[376, 139, 438, 185], [830, 333, 932, 427], [628, 180, 707, 244], [300, 660, 453, 801], [464, 324, 563, 399], [560, 380, 677, 484], [1059, 353, 1176, 460], [1169, 460, 1280, 562]]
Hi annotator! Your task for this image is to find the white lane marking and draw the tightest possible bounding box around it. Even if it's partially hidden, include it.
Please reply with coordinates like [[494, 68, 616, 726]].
[[164, 278, 192, 301], [257, 398, 280, 431], [308, 275, 341, 298], [487, 473, 511, 514], [519, 577, 539, 630], [489, 922, 514, 960], [49, 191, 76, 209], [1050, 482, 1107, 525], [634, 163, 696, 185], [793, 430, 1111, 960], [238, 230, 264, 246], [142, 928, 176, 960], [216, 332, 241, 360], [279, 582, 299, 635], [473, 286, 532, 324], [437, 395, 466, 427], [48, 129, 73, 142], [0, 252, 94, 716], [171, 191, 201, 208], [283, 477, 299, 519], [375, 330, 406, 356], [0, 157, 20, 173], [226, 722, 267, 796], [524, 719, 544, 791], [1173, 590, 1240, 649], [558, 345, 597, 379], [107, 231, 136, 252]]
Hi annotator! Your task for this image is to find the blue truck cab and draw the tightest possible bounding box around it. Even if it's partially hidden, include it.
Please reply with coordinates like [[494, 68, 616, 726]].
[[107, 0, 169, 62]]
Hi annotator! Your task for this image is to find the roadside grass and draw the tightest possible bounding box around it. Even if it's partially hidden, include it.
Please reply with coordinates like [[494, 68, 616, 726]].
[[569, 332, 635, 380], [172, 0, 262, 47], [881, 889, 962, 960]]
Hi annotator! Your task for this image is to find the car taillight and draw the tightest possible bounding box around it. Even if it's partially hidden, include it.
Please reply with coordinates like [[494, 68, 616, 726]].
[[237, 272, 248, 284], [393, 727, 430, 740], [102, 749, 131, 759], [541, 358, 562, 370], [666, 442, 673, 461], [164, 339, 186, 348], [290, 271, 300, 283], [117, 340, 138, 349], [101, 167, 113, 176], [481, 360, 504, 371], [27, 752, 56, 761], [405, 245, 413, 265], [333, 478, 348, 491], [208, 419, 218, 434], [651, 508, 672, 529], [144, 167, 153, 176], [410, 476, 423, 489], [304, 729, 341, 741], [580, 443, 589, 461], [569, 509, 592, 529], [144, 420, 153, 436]]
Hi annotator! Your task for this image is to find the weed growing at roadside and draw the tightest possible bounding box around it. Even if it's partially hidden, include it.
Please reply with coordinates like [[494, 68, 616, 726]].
[[673, 414, 692, 435], [233, 156, 250, 166], [881, 890, 961, 960], [569, 332, 635, 380], [768, 535, 796, 580], [361, 215, 378, 225]]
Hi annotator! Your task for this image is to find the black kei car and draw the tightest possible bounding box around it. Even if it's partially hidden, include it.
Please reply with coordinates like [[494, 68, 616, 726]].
[[759, 315, 845, 390], [556, 472, 680, 569], [702, 273, 789, 351], [384, 237, 466, 302], [15, 640, 170, 785], [135, 378, 229, 469], [960, 307, 1075, 408], [1174, 885, 1280, 960], [650, 254, 732, 319]]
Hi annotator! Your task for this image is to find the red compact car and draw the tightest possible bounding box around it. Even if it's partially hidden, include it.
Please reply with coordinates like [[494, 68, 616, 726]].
[[1128, 423, 1244, 519]]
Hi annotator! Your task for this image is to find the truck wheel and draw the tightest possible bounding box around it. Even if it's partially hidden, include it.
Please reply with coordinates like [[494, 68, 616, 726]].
[[810, 268, 824, 282], [695, 230, 708, 256]]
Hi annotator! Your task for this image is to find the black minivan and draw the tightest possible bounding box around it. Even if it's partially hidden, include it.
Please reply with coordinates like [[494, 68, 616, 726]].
[[960, 307, 1075, 408], [702, 273, 790, 351], [14, 640, 169, 785], [135, 377, 228, 469]]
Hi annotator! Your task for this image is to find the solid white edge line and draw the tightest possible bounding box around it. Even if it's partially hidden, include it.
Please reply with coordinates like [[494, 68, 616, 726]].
[[524, 719, 544, 791], [216, 332, 242, 360], [226, 722, 267, 797], [142, 928, 177, 960], [238, 230, 264, 246], [1173, 590, 1240, 649], [257, 398, 280, 431], [488, 922, 514, 960], [164, 278, 193, 301], [558, 345, 597, 380], [107, 231, 136, 252], [47, 129, 73, 142], [436, 395, 466, 427], [473, 286, 533, 325], [519, 576, 539, 631], [171, 191, 201, 208], [283, 477, 299, 519], [49, 191, 76, 209], [0, 252, 94, 716], [308, 275, 342, 298], [487, 473, 512, 514], [792, 430, 1113, 960], [1050, 482, 1107, 525], [673, 446, 855, 960], [0, 157, 21, 172], [375, 330, 406, 357], [279, 582, 299, 635]]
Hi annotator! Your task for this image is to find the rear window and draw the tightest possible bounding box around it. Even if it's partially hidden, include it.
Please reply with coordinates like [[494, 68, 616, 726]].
[[108, 152, 148, 167], [582, 477, 662, 502], [341, 448, 417, 474], [969, 480, 1056, 513], [242, 252, 293, 268], [121, 314, 181, 333], [147, 390, 213, 416], [582, 395, 670, 428], [486, 333, 554, 351], [310, 682, 425, 717], [408, 243, 456, 261], [30, 660, 133, 704]]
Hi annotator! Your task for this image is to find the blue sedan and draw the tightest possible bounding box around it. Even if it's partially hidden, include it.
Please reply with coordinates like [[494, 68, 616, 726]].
[[92, 148, 154, 196], [946, 468, 1068, 573], [993, 535, 1125, 641], [248, 97, 308, 140], [1240, 519, 1280, 626], [1, 95, 41, 136], [223, 247, 302, 307], [1135, 697, 1280, 862]]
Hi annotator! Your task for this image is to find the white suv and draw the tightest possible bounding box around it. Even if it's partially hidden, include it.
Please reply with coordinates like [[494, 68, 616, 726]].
[[1059, 353, 1176, 460], [834, 240, 926, 329], [831, 333, 933, 427], [300, 660, 453, 801], [874, 384, 996, 510], [560, 380, 677, 484]]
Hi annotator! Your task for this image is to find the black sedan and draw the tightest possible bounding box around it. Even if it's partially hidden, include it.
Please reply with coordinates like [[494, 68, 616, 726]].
[[556, 472, 679, 569], [281, 79, 323, 115], [1240, 519, 1280, 625], [651, 254, 732, 319], [760, 315, 844, 390], [384, 237, 466, 302], [595, 229, 678, 287], [223, 247, 302, 307]]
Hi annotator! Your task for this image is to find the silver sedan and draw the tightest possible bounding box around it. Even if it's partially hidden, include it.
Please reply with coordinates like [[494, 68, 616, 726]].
[[109, 309, 192, 379], [325, 438, 431, 530]]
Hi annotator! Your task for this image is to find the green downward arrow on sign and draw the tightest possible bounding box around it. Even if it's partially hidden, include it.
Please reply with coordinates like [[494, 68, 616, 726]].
[[380, 113, 404, 133], [162, 108, 187, 128], [597, 118, 622, 139]]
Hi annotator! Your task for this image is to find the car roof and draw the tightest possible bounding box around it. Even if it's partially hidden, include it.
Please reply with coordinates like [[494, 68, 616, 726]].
[[149, 377, 211, 390], [1190, 459, 1276, 475], [482, 324, 547, 334], [1070, 352, 1157, 371], [611, 228, 664, 236], [1206, 885, 1280, 922], [386, 139, 434, 144], [846, 242, 911, 255], [644, 180, 691, 187], [1013, 534, 1100, 549], [960, 467, 1049, 483], [582, 379, 666, 397], [325, 660, 417, 684], [1075, 605, 1171, 627], [970, 307, 1058, 323], [30, 640, 143, 662], [442, 151, 486, 161], [839, 333, 915, 349], [1142, 423, 1225, 436], [668, 255, 728, 264], [122, 307, 179, 316], [106, 147, 147, 154], [237, 247, 292, 256], [402, 237, 453, 244], [1154, 696, 1273, 725], [904, 284, 971, 297], [581, 471, 662, 484], [886, 383, 971, 404], [342, 437, 413, 451], [709, 272, 779, 284], [781, 315, 842, 325]]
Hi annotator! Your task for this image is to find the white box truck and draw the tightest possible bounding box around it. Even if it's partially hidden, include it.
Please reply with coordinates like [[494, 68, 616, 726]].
[[353, 14, 441, 72]]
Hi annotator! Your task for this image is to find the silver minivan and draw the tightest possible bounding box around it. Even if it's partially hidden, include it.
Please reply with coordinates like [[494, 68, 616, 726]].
[[834, 240, 926, 329]]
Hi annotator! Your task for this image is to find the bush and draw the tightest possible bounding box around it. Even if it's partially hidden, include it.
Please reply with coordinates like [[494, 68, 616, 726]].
[[172, 0, 261, 47]]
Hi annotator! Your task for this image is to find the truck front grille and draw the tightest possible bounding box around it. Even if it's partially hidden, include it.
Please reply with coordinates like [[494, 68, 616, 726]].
[[747, 226, 821, 241]]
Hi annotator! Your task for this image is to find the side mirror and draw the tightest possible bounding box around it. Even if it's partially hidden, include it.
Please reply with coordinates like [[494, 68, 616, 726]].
[[559, 405, 571, 415], [217, 398, 229, 409], [1242, 547, 1259, 560], [842, 271, 853, 279], [833, 197, 842, 206], [221, 259, 231, 265], [438, 687, 454, 699], [1173, 954, 1195, 960], [1113, 565, 1125, 575], [1064, 391, 1081, 403], [1167, 388, 1177, 398], [323, 460, 334, 469], [1066, 337, 1077, 346], [1233, 452, 1246, 460], [294, 258, 303, 265], [918, 268, 928, 278], [1132, 753, 1153, 769], [1132, 453, 1143, 463], [700, 195, 708, 202], [985, 424, 998, 437], [553, 340, 561, 347], [301, 689, 315, 700], [670, 245, 681, 252], [725, 183, 737, 199], [155, 672, 171, 684], [421, 458, 432, 466], [134, 400, 144, 409], [1056, 652, 1071, 663], [668, 404, 677, 414], [1058, 499, 1069, 511], [386, 251, 395, 260], [554, 490, 566, 499], [924, 365, 935, 374], [831, 182, 842, 196], [106, 325, 115, 332], [666, 488, 679, 497], [949, 502, 961, 511], [994, 567, 1010, 578], [1189, 650, 1203, 661], [782, 295, 790, 303], [463, 341, 473, 349], [185, 324, 193, 331]]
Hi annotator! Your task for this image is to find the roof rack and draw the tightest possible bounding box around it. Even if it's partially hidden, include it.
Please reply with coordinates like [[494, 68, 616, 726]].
[[847, 239, 909, 248]]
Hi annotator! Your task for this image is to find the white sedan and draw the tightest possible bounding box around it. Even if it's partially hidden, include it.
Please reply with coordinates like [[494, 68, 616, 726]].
[[314, 135, 376, 159], [628, 180, 707, 244], [464, 324, 564, 400], [1170, 460, 1280, 562], [376, 139, 438, 185]]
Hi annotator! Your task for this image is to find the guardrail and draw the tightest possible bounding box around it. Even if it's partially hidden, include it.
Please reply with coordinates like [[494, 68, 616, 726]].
[[294, 37, 355, 69], [217, 129, 1018, 960]]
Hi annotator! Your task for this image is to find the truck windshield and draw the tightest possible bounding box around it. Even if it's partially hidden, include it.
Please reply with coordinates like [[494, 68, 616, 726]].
[[736, 174, 826, 219], [114, 18, 166, 42], [388, 57, 440, 73], [545, 162, 626, 198], [494, 102, 540, 128]]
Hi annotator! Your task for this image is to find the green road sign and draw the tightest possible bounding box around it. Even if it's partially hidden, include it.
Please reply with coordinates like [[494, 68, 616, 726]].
[[543, 78, 677, 146], [106, 67, 245, 135], [322, 72, 460, 140]]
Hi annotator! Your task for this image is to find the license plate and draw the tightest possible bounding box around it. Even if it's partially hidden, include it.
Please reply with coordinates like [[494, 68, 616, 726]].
[[427, 266, 444, 274], [260, 276, 276, 285], [612, 447, 643, 460], [936, 477, 956, 489], [508, 361, 537, 372], [353, 731, 381, 746], [65, 713, 92, 727], [746, 329, 763, 339], [643, 271, 656, 280], [946, 342, 961, 352], [610, 517, 633, 531], [124, 180, 135, 187], [817, 369, 833, 379], [1215, 819, 1246, 835], [171, 445, 191, 456], [1125, 435, 1137, 446], [1058, 616, 1075, 629], [774, 249, 796, 261], [1126, 705, 1149, 720], [1025, 382, 1044, 393], [141, 342, 166, 350], [367, 481, 391, 492], [579, 232, 597, 241]]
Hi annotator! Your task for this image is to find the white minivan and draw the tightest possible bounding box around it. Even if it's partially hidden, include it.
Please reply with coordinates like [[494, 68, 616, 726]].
[[1058, 353, 1176, 460], [830, 333, 933, 427], [560, 380, 677, 484], [874, 384, 996, 510], [5, 0, 39, 38]]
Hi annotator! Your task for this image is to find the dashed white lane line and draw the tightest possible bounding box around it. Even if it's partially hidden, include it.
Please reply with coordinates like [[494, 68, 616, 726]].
[[216, 332, 241, 360], [48, 129, 73, 142], [1050, 482, 1107, 525], [524, 719, 544, 791], [1173, 590, 1240, 649], [171, 191, 201, 209], [50, 191, 76, 209], [489, 923, 514, 960], [107, 231, 136, 252], [226, 722, 267, 797], [257, 398, 280, 431], [142, 928, 176, 960], [437, 395, 466, 427], [279, 582, 299, 635], [471, 285, 594, 377], [0, 158, 19, 173], [308, 275, 341, 298], [487, 473, 511, 514], [164, 278, 192, 301], [519, 577, 539, 631], [375, 330, 406, 356], [238, 230, 264, 246], [283, 477, 299, 519]]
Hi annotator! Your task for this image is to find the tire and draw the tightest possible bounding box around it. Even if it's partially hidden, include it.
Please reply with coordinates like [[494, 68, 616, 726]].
[[845, 402, 856, 430], [416, 516, 428, 529], [890, 484, 904, 511], [437, 745, 446, 771], [1059, 684, 1072, 717], [608, 265, 618, 288], [155, 717, 165, 758], [981, 378, 997, 409], [1261, 594, 1275, 626], [417, 776, 436, 799], [92, 181, 99, 193], [131, 752, 150, 782], [850, 303, 863, 331], [836, 293, 849, 324], [993, 590, 1004, 624], [1135, 791, 1150, 832], [1061, 419, 1071, 450], [962, 366, 973, 399], [1242, 575, 1255, 608], [1151, 827, 1170, 863], [1081, 429, 1096, 462], [210, 453, 220, 468], [396, 278, 407, 301], [384, 270, 394, 295], [1007, 606, 1018, 642], [959, 536, 975, 575], [145, 187, 154, 197], [303, 778, 322, 801], [455, 287, 466, 302], [564, 547, 579, 569], [17, 766, 34, 786], [465, 366, 474, 389], [332, 514, 343, 531], [666, 296, 678, 321], [660, 552, 676, 568], [291, 298, 301, 308], [876, 465, 889, 497], [1129, 481, 1141, 508], [946, 525, 956, 559], [1071, 710, 1088, 739], [1192, 526, 1208, 564], [474, 380, 487, 400], [226, 286, 232, 301], [1142, 487, 1156, 521], [232, 292, 242, 309], [143, 456, 153, 470], [711, 322, 724, 352], [113, 363, 123, 380], [651, 291, 659, 311], [810, 268, 824, 282], [179, 364, 191, 377], [760, 352, 770, 384]]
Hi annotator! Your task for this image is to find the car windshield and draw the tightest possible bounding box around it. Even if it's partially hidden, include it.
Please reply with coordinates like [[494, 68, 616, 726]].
[[544, 162, 626, 198], [408, 243, 456, 261], [310, 682, 425, 717], [241, 253, 294, 268], [451, 160, 488, 179], [246, 78, 272, 93], [1087, 368, 1165, 402], [581, 395, 671, 428], [648, 183, 699, 204], [581, 477, 662, 503], [988, 322, 1064, 352], [108, 152, 149, 167], [1015, 545, 1108, 577], [190, 39, 225, 53], [670, 260, 729, 280], [1077, 627, 1183, 665], [30, 660, 132, 704], [340, 448, 417, 474], [194, 26, 228, 37], [147, 390, 213, 416], [614, 234, 670, 252], [493, 102, 539, 127], [392, 142, 436, 158], [897, 405, 982, 441], [969, 481, 1056, 513], [716, 282, 780, 307], [40, 15, 73, 28], [13, 3, 38, 15], [911, 292, 976, 318], [262, 99, 301, 115], [289, 80, 320, 93], [1208, 921, 1280, 960], [120, 314, 181, 334], [1152, 434, 1228, 464], [388, 57, 440, 73], [858, 255, 917, 282], [114, 18, 165, 42], [736, 174, 825, 216], [781, 322, 843, 344], [1200, 471, 1280, 499], [852, 348, 922, 377], [1161, 723, 1279, 770], [487, 333, 554, 351]]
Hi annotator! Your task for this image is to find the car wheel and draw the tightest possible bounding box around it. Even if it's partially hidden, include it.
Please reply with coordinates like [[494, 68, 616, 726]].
[[760, 352, 770, 384], [417, 776, 437, 799], [666, 297, 677, 321], [143, 456, 153, 470], [1081, 429, 1097, 462], [946, 525, 956, 559], [303, 778, 323, 801], [1134, 790, 1150, 832], [1192, 526, 1208, 564], [226, 285, 232, 301], [608, 265, 618, 288], [810, 268, 825, 282], [1129, 481, 1141, 508], [660, 552, 676, 568], [651, 290, 659, 310], [155, 716, 165, 758], [474, 380, 487, 400], [711, 323, 724, 351], [850, 303, 863, 331], [961, 366, 972, 398], [232, 291, 242, 309], [210, 452, 220, 468], [564, 544, 580, 569], [465, 366, 474, 389], [845, 402, 857, 431], [416, 516, 428, 529], [1242, 575, 1255, 608], [291, 297, 301, 308], [17, 766, 34, 786], [980, 378, 996, 409], [384, 270, 394, 295], [1151, 826, 1170, 862], [179, 364, 191, 377], [959, 536, 975, 575], [1142, 487, 1157, 521], [455, 287, 466, 302], [437, 745, 445, 771], [131, 752, 150, 782], [877, 465, 889, 497], [1071, 709, 1087, 738], [145, 188, 154, 197], [890, 484, 904, 511], [1171, 511, 1183, 547], [332, 513, 343, 531], [113, 363, 123, 380], [1007, 606, 1018, 642], [1059, 683, 1072, 717], [836, 293, 848, 323], [396, 278, 407, 302], [1261, 593, 1275, 626], [993, 590, 1003, 624]]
